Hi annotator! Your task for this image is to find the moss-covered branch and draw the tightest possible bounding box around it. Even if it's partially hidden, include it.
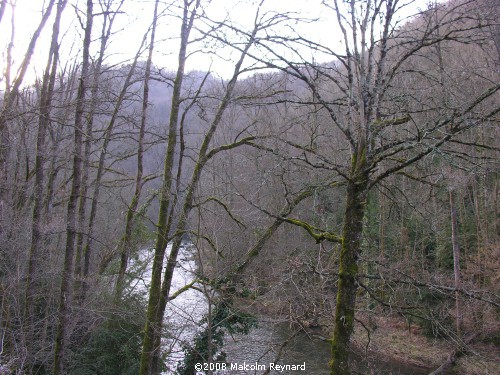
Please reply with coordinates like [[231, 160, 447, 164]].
[[168, 279, 202, 301], [205, 135, 260, 161], [283, 217, 342, 244], [372, 114, 411, 127], [235, 188, 314, 273]]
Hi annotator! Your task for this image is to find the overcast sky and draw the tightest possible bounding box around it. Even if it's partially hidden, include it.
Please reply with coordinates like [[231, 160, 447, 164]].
[[0, 0, 430, 87]]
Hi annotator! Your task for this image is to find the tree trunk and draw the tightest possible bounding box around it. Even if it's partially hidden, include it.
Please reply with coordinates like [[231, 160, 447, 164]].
[[449, 190, 463, 337], [75, 15, 108, 284], [139, 2, 197, 372], [80, 32, 146, 300], [330, 154, 368, 375], [25, 0, 67, 358], [52, 1, 93, 373], [0, 0, 55, 234], [43, 64, 78, 218], [115, 0, 159, 300]]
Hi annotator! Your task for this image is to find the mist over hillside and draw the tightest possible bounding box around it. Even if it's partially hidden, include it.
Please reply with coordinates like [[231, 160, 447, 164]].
[[0, 0, 498, 374]]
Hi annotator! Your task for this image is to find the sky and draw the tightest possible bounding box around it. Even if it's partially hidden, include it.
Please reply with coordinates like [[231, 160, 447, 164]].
[[0, 0, 432, 89]]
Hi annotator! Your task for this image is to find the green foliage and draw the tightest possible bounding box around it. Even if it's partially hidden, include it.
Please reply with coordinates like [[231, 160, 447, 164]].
[[481, 333, 500, 346], [436, 223, 454, 270], [412, 289, 453, 338], [415, 314, 454, 339], [176, 300, 257, 375], [132, 217, 155, 247], [70, 297, 145, 375], [436, 244, 453, 269], [423, 240, 437, 263], [239, 286, 255, 299]]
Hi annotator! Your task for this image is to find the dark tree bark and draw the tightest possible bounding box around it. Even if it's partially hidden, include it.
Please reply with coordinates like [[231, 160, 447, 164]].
[[331, 156, 369, 374], [115, 0, 160, 300], [80, 31, 147, 299], [139, 2, 200, 373], [25, 0, 68, 350], [150, 26, 258, 372], [0, 0, 56, 233], [75, 0, 123, 288], [52, 1, 93, 373], [43, 63, 79, 218]]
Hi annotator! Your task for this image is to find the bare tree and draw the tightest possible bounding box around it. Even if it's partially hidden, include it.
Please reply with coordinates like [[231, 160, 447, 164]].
[[24, 0, 68, 361], [0, 0, 56, 233], [139, 1, 299, 373], [139, 1, 202, 373], [218, 0, 499, 373], [52, 1, 93, 373], [75, 0, 125, 292], [115, 0, 160, 300]]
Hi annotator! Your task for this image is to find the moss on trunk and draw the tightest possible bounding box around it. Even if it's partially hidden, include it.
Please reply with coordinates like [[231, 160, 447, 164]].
[[330, 156, 368, 375]]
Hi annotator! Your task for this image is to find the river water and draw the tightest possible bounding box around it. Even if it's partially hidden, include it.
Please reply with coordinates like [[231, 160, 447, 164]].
[[140, 245, 429, 374]]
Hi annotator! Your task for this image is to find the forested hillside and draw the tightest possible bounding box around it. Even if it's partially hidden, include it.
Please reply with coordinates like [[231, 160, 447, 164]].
[[0, 0, 498, 374]]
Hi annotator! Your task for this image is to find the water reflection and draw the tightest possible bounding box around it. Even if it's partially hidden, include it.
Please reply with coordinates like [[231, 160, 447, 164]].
[[143, 245, 430, 374], [223, 321, 429, 374], [223, 322, 331, 374]]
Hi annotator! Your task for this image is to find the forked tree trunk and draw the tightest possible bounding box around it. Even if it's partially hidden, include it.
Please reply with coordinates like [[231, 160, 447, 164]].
[[148, 27, 257, 373], [139, 2, 198, 373]]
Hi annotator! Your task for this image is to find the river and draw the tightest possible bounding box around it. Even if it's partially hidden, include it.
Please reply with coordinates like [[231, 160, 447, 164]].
[[140, 245, 429, 374]]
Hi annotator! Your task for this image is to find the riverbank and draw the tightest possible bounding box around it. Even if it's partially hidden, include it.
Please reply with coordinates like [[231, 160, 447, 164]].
[[231, 296, 499, 374], [351, 315, 500, 374]]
